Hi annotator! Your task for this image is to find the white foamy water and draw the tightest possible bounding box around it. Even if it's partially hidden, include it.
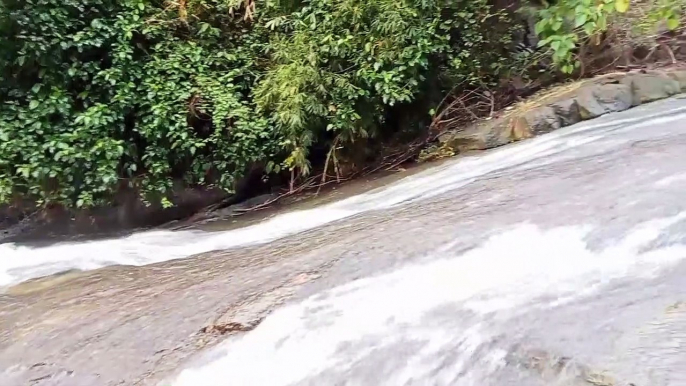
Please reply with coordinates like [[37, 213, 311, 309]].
[[656, 172, 686, 187], [172, 213, 686, 386], [2, 101, 686, 287]]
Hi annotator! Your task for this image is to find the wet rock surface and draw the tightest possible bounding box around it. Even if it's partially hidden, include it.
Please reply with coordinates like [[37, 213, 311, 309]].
[[0, 186, 228, 244], [2, 98, 686, 385]]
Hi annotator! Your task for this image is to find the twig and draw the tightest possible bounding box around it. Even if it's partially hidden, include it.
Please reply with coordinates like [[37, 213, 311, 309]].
[[316, 135, 340, 195]]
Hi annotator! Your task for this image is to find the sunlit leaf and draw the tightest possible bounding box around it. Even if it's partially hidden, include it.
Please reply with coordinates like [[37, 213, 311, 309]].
[[667, 18, 680, 31], [615, 0, 630, 13]]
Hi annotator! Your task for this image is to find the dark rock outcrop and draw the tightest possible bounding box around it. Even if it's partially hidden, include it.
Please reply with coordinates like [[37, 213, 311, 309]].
[[667, 70, 686, 92], [575, 83, 633, 119], [622, 72, 681, 105], [0, 186, 227, 244], [438, 68, 686, 152], [513, 106, 561, 138], [438, 116, 514, 152], [549, 98, 582, 127]]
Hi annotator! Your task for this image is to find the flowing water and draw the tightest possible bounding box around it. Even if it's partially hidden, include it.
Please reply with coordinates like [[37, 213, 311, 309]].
[[3, 98, 685, 288], [175, 218, 686, 386], [3, 97, 686, 385]]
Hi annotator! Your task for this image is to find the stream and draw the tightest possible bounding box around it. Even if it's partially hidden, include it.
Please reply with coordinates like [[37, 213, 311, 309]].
[[2, 96, 686, 385]]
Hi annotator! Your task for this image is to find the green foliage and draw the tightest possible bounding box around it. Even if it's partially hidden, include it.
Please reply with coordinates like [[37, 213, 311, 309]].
[[642, 0, 683, 32], [0, 0, 518, 208], [255, 0, 512, 175], [535, 0, 621, 73], [534, 0, 683, 73], [0, 0, 146, 206], [1, 0, 275, 206]]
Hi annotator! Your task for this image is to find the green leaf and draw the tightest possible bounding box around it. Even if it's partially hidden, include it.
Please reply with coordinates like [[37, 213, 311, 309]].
[[583, 22, 596, 36], [667, 18, 680, 31], [29, 100, 40, 110], [537, 37, 552, 47], [615, 0, 630, 13], [574, 14, 588, 28]]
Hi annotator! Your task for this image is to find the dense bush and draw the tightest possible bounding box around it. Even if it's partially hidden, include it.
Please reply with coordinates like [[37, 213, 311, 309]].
[[535, 0, 683, 73], [1, 0, 276, 208], [0, 0, 522, 208]]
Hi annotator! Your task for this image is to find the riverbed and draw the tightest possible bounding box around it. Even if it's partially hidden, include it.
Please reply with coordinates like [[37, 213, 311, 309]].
[[2, 96, 686, 385]]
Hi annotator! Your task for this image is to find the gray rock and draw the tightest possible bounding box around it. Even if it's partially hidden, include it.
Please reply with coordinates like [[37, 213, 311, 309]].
[[622, 73, 681, 105], [576, 83, 633, 119], [215, 193, 278, 218], [593, 83, 634, 111], [515, 106, 561, 136], [549, 98, 581, 127], [575, 88, 608, 120], [441, 117, 513, 152], [436, 70, 682, 153], [667, 70, 686, 92], [238, 193, 278, 209]]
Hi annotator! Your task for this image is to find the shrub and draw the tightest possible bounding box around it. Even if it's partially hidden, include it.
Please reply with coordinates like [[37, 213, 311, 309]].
[[534, 0, 683, 73], [0, 0, 519, 208]]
